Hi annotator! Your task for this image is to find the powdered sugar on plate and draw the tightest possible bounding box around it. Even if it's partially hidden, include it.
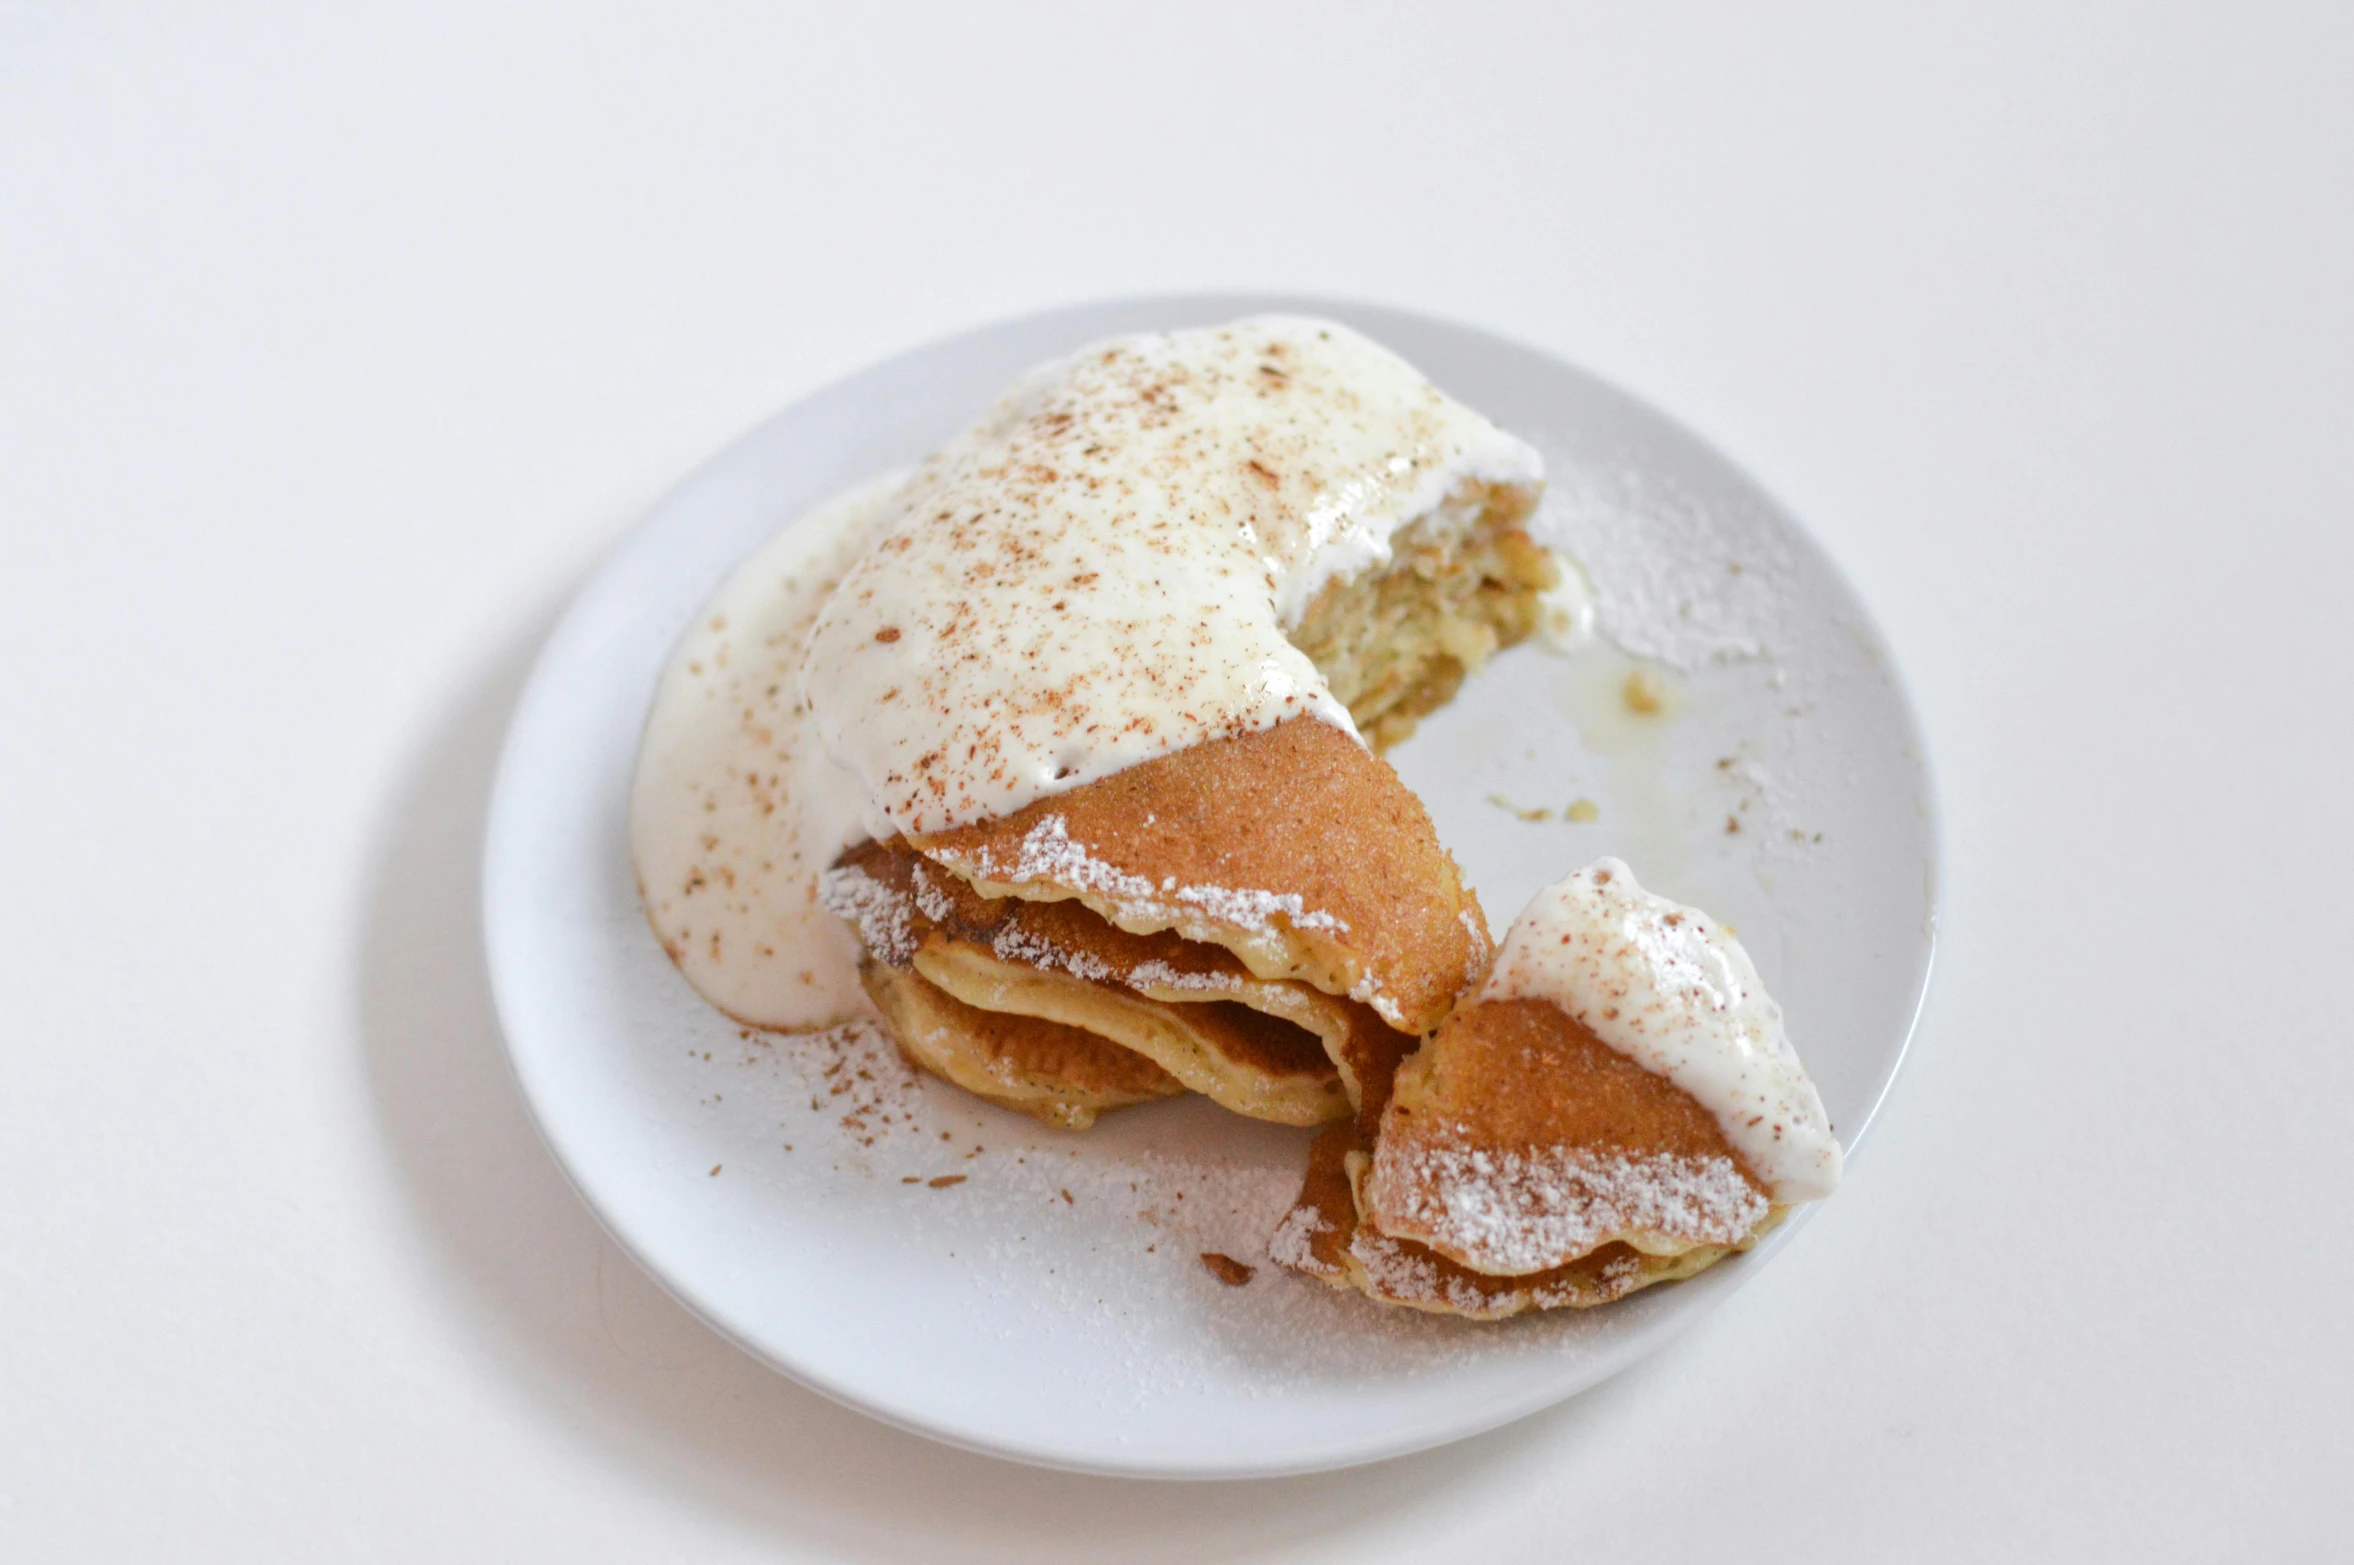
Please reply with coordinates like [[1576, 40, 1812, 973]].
[[769, 1018, 928, 1150], [1534, 454, 1803, 673], [690, 1018, 1619, 1410]]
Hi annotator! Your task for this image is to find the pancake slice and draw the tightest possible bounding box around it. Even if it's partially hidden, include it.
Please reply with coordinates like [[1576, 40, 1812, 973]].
[[1270, 1125, 1766, 1320], [858, 962, 1182, 1130], [1274, 858, 1838, 1320], [913, 717, 1491, 1036], [892, 839, 1417, 1131], [1365, 997, 1778, 1276], [914, 935, 1343, 1126], [825, 838, 1418, 1128]]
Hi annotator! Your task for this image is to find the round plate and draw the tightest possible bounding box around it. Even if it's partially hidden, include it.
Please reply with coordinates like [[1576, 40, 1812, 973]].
[[483, 295, 1937, 1478]]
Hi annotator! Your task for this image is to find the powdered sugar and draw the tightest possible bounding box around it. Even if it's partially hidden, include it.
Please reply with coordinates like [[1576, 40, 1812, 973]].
[[1126, 960, 1245, 994], [957, 815, 1347, 937], [771, 1018, 928, 1147], [1266, 1202, 1334, 1273], [908, 859, 956, 922], [988, 922, 1115, 983], [1176, 882, 1345, 934], [1457, 905, 1490, 987], [816, 861, 916, 967], [1367, 1134, 1767, 1275], [1348, 1224, 1648, 1317], [1533, 457, 1800, 672]]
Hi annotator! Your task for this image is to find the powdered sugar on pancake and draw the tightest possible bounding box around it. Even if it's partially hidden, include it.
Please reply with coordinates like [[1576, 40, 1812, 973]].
[[1365, 1138, 1767, 1275], [986, 922, 1115, 984], [815, 860, 918, 968], [1266, 1202, 1333, 1274], [1348, 1222, 1649, 1318], [943, 814, 1349, 937], [1125, 960, 1248, 995]]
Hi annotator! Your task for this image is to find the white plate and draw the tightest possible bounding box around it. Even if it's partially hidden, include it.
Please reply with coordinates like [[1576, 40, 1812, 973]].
[[483, 295, 1938, 1478]]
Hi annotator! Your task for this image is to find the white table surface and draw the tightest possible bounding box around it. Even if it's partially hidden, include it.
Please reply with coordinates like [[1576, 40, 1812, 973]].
[[5, 5, 2348, 1558]]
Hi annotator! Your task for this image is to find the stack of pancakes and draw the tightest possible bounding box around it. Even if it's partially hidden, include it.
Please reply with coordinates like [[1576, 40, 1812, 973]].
[[822, 716, 1482, 1136]]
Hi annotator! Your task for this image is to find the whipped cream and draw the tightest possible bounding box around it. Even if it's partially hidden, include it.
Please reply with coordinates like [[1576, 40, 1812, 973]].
[[1484, 860, 1841, 1202], [629, 475, 903, 1029], [802, 317, 1542, 838]]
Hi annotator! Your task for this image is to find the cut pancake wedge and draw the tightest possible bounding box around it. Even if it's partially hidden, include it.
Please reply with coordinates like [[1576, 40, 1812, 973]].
[[1366, 997, 1780, 1274], [1267, 988, 1788, 1319], [1292, 480, 1557, 749], [858, 962, 1182, 1130], [913, 717, 1490, 1036], [825, 838, 1419, 1129], [914, 936, 1343, 1127], [1271, 1126, 1768, 1321]]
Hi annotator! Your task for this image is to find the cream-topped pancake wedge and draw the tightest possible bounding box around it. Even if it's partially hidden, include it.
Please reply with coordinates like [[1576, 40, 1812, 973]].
[[1274, 859, 1839, 1317], [1475, 858, 1840, 1201], [636, 317, 1554, 1044], [802, 316, 1544, 838]]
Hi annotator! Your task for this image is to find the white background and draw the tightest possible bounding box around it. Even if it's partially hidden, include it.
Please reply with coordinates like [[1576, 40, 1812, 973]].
[[4, 3, 2348, 1559]]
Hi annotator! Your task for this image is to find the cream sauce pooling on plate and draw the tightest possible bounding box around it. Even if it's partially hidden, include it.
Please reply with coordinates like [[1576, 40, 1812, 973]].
[[1485, 859, 1842, 1201], [803, 317, 1542, 838], [630, 476, 903, 1030]]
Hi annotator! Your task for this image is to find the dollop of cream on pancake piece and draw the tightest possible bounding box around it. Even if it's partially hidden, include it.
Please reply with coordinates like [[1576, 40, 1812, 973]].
[[1485, 859, 1842, 1202]]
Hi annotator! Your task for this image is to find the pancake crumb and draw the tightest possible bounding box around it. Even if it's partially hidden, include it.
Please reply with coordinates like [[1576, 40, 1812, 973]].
[[1622, 669, 1668, 714], [1485, 792, 1555, 823], [1566, 798, 1599, 823], [929, 1174, 967, 1189], [1200, 1252, 1256, 1286]]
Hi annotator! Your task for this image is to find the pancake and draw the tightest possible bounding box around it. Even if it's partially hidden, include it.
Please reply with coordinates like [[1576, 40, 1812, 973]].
[[857, 961, 1182, 1130], [1270, 858, 1840, 1318], [919, 941, 1342, 1125], [824, 838, 1418, 1129], [793, 318, 1542, 1072], [1293, 488, 1557, 750], [913, 716, 1491, 1037], [645, 319, 1556, 1123], [800, 318, 1553, 850], [1364, 997, 1779, 1273], [1270, 1125, 1762, 1320]]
